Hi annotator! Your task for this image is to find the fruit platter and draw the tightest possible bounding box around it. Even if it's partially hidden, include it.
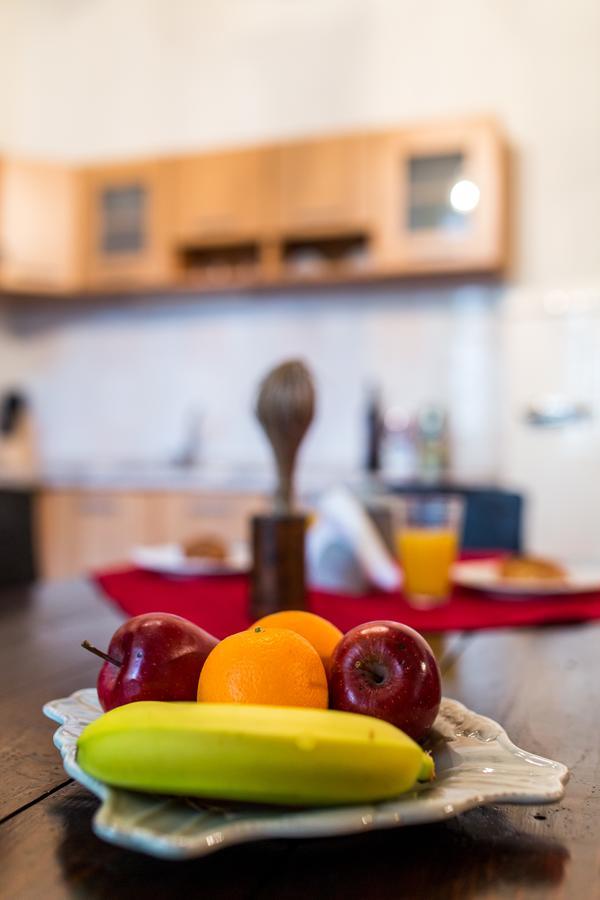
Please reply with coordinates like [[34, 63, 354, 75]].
[[44, 611, 568, 859]]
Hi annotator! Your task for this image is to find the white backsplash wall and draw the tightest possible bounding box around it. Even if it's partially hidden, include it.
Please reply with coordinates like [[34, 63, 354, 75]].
[[1, 283, 501, 480]]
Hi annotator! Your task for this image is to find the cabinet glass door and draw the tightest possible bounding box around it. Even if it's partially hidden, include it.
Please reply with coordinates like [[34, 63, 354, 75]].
[[99, 184, 147, 255], [406, 152, 479, 234], [372, 120, 506, 274]]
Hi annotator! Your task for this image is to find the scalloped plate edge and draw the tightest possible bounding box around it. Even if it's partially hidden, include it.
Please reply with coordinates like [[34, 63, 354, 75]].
[[43, 690, 569, 860]]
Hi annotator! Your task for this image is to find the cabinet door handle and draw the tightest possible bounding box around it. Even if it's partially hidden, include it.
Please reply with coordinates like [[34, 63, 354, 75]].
[[196, 213, 234, 231], [295, 203, 343, 223]]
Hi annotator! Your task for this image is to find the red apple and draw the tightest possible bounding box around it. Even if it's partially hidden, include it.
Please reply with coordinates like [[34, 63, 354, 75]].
[[328, 620, 441, 741], [85, 613, 218, 711]]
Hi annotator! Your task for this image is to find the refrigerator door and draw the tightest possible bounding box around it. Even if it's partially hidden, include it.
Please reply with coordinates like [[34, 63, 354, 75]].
[[500, 290, 600, 561]]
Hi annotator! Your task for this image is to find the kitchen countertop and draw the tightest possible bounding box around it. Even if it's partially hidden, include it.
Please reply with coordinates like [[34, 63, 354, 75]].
[[37, 463, 362, 494], [7, 463, 504, 496]]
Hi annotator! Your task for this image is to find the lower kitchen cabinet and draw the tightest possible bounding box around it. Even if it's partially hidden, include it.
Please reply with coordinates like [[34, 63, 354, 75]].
[[36, 489, 267, 581], [37, 490, 150, 580], [156, 491, 267, 546]]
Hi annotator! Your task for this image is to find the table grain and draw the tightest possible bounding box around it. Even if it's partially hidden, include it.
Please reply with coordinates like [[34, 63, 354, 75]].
[[1, 580, 598, 899]]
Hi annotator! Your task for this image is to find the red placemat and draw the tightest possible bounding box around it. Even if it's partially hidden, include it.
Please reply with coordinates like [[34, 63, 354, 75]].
[[92, 566, 600, 637]]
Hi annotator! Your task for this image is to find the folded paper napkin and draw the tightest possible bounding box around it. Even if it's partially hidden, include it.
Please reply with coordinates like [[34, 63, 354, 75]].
[[306, 486, 401, 594]]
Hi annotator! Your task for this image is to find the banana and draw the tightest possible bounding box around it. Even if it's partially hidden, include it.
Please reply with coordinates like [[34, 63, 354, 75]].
[[78, 702, 434, 806]]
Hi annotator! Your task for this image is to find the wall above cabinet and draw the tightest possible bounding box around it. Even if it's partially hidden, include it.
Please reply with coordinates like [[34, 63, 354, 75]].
[[0, 117, 509, 300]]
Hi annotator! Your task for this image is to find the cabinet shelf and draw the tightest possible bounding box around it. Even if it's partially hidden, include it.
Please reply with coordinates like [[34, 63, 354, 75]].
[[176, 241, 261, 288], [281, 232, 371, 281]]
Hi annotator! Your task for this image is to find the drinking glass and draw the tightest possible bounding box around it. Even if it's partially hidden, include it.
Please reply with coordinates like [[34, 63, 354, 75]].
[[391, 494, 463, 608]]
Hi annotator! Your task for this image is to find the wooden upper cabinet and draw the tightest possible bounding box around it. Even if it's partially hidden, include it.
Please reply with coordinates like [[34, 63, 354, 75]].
[[0, 117, 508, 297], [275, 135, 371, 235], [81, 159, 173, 290], [172, 148, 270, 243], [373, 120, 508, 274], [0, 158, 82, 293]]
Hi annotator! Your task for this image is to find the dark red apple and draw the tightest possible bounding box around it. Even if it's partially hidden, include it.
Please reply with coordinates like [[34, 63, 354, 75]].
[[84, 613, 218, 711], [329, 620, 441, 741]]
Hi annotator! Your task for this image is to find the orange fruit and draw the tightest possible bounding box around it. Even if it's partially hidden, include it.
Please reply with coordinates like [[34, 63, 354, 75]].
[[197, 626, 328, 709], [252, 610, 343, 675]]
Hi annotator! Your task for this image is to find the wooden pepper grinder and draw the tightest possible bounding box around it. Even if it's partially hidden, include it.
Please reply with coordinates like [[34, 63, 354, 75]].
[[250, 360, 315, 618]]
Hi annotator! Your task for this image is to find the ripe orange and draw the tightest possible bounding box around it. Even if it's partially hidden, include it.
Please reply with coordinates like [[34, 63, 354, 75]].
[[252, 610, 343, 675], [197, 626, 328, 709]]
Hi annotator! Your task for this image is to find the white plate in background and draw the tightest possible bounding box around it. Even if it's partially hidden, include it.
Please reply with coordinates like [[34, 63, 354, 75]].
[[453, 559, 600, 597], [131, 542, 249, 577]]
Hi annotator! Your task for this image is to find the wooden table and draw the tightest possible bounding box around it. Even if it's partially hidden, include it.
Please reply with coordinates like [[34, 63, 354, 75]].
[[1, 580, 599, 899]]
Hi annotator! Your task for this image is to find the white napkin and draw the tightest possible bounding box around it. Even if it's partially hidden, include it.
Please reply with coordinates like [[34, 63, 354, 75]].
[[306, 486, 402, 593]]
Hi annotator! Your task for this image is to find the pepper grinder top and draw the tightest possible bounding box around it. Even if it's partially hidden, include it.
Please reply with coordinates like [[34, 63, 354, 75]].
[[255, 360, 315, 514]]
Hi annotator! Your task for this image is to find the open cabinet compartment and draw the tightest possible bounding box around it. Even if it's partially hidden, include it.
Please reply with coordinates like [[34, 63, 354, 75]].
[[176, 241, 262, 287], [281, 232, 372, 281]]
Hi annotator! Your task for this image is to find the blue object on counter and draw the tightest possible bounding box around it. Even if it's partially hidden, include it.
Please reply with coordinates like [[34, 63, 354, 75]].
[[388, 485, 523, 553]]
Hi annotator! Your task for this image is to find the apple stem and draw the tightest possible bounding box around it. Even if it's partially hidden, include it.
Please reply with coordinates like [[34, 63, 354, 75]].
[[81, 640, 122, 668]]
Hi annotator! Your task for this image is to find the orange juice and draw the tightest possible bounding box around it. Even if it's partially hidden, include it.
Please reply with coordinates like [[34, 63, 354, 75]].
[[397, 527, 458, 601]]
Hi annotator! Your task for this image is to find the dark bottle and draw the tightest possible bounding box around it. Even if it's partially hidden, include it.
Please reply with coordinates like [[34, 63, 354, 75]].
[[364, 386, 384, 473]]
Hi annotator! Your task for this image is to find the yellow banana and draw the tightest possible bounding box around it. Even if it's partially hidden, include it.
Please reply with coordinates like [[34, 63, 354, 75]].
[[78, 701, 434, 806]]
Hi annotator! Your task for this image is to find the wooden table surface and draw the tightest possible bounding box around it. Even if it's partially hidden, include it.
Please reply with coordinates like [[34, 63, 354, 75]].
[[1, 579, 599, 899]]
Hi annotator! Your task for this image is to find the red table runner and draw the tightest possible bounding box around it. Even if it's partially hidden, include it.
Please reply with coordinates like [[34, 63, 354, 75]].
[[93, 566, 600, 638]]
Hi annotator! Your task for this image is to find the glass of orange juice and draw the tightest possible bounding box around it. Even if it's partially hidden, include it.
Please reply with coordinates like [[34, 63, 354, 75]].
[[392, 495, 463, 608]]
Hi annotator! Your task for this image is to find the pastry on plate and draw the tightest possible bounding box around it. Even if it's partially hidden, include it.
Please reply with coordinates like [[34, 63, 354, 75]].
[[498, 555, 566, 582], [183, 535, 227, 561]]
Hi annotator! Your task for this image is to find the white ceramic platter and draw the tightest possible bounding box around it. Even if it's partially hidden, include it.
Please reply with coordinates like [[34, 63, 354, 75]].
[[453, 559, 600, 598], [43, 689, 568, 860], [131, 542, 249, 577]]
